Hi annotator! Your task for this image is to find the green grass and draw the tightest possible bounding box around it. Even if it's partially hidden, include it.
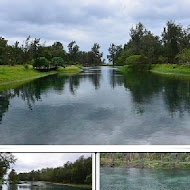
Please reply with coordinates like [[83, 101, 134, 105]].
[[0, 65, 56, 85], [118, 64, 190, 80], [57, 66, 82, 74], [43, 181, 91, 189], [0, 65, 82, 91], [151, 64, 190, 76], [101, 158, 190, 169]]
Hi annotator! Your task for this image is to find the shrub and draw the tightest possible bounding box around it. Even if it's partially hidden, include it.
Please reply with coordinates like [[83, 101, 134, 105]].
[[24, 64, 29, 70], [158, 56, 168, 64], [85, 174, 92, 184], [33, 57, 50, 68], [177, 48, 190, 65], [125, 55, 148, 65], [51, 57, 64, 67]]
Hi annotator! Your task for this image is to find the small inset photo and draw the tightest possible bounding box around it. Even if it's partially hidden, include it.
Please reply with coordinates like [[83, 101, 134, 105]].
[[0, 153, 93, 190], [100, 153, 190, 190]]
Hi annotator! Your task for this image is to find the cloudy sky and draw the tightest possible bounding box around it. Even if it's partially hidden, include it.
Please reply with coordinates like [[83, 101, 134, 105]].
[[10, 153, 91, 173], [0, 0, 190, 58]]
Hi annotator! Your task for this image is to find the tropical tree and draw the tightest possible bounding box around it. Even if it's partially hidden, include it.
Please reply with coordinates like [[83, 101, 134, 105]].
[[0, 153, 16, 180], [107, 43, 122, 65]]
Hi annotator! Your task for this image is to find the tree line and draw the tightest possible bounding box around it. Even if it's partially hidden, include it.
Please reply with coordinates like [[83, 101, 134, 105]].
[[107, 21, 190, 66], [101, 153, 190, 168], [17, 156, 92, 185], [0, 36, 103, 68], [0, 154, 92, 186]]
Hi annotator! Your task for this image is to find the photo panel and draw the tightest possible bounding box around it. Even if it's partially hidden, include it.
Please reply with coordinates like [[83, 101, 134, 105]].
[[99, 152, 190, 190], [0, 153, 94, 190]]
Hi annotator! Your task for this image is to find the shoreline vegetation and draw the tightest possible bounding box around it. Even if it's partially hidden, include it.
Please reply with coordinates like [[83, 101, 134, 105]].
[[101, 153, 190, 170], [42, 181, 91, 189], [118, 64, 190, 78], [0, 65, 82, 91]]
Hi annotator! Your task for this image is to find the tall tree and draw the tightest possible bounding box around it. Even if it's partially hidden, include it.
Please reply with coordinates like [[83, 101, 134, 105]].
[[8, 169, 19, 184], [107, 43, 122, 65], [67, 41, 79, 63], [162, 21, 184, 63], [0, 153, 16, 180], [90, 43, 103, 65]]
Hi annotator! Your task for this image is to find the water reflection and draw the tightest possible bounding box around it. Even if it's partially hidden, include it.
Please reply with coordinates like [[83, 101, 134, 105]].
[[101, 168, 190, 190], [0, 67, 190, 144], [1, 182, 89, 190]]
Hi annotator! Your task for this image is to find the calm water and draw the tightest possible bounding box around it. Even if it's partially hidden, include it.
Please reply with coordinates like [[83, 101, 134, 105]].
[[1, 182, 89, 190], [100, 167, 190, 190], [0, 66, 190, 144]]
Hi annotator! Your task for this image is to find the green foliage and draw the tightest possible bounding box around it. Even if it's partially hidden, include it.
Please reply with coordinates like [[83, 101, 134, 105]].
[[8, 169, 19, 183], [125, 55, 147, 65], [101, 153, 190, 169], [0, 153, 16, 180], [51, 57, 64, 67], [33, 57, 50, 68], [107, 43, 122, 65], [18, 156, 92, 185], [177, 48, 190, 64], [85, 174, 92, 184], [158, 56, 168, 64]]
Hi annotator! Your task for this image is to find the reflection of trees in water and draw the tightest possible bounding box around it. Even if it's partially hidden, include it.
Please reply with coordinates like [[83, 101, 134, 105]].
[[0, 75, 69, 122], [80, 68, 102, 89], [8, 184, 17, 190], [0, 90, 15, 124], [0, 70, 102, 123], [162, 79, 190, 118], [87, 69, 101, 89], [122, 71, 190, 117], [109, 68, 125, 88], [68, 75, 80, 95]]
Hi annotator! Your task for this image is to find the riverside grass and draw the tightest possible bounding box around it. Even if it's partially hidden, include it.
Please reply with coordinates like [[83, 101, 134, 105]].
[[118, 64, 190, 78], [100, 158, 190, 169], [42, 182, 91, 189], [0, 65, 81, 91]]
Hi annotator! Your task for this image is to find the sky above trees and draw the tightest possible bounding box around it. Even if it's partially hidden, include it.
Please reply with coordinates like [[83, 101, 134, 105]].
[[0, 0, 190, 57], [10, 153, 91, 173]]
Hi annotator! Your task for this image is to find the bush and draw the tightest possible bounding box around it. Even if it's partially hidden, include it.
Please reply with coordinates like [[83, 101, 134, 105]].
[[177, 48, 190, 65], [84, 174, 92, 184], [51, 57, 64, 67], [33, 57, 50, 68], [24, 64, 29, 70], [158, 56, 168, 64], [125, 55, 148, 65]]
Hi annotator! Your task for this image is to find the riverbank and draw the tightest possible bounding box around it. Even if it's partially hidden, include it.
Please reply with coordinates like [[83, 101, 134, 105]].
[[101, 159, 190, 169], [42, 181, 91, 189], [118, 64, 190, 77], [0, 65, 82, 91]]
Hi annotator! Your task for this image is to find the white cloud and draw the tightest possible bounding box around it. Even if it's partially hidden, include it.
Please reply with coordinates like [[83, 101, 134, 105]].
[[0, 0, 190, 58]]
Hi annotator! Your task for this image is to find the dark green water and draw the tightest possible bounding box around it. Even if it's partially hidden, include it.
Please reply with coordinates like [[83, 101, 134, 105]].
[[0, 66, 190, 144], [1, 182, 89, 190], [100, 167, 190, 190]]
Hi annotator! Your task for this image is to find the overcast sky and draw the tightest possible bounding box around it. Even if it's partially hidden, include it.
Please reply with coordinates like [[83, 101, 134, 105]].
[[10, 153, 91, 173], [0, 0, 190, 58]]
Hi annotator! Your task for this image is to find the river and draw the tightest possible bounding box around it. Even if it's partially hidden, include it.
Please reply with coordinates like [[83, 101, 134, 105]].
[[1, 182, 89, 190], [100, 167, 190, 190], [0, 66, 190, 144]]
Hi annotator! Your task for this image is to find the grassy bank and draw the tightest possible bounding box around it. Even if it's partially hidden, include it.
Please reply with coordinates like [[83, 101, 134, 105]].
[[43, 181, 91, 189], [101, 158, 190, 169], [151, 64, 190, 76], [57, 66, 82, 75], [118, 64, 190, 77], [0, 65, 82, 91]]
